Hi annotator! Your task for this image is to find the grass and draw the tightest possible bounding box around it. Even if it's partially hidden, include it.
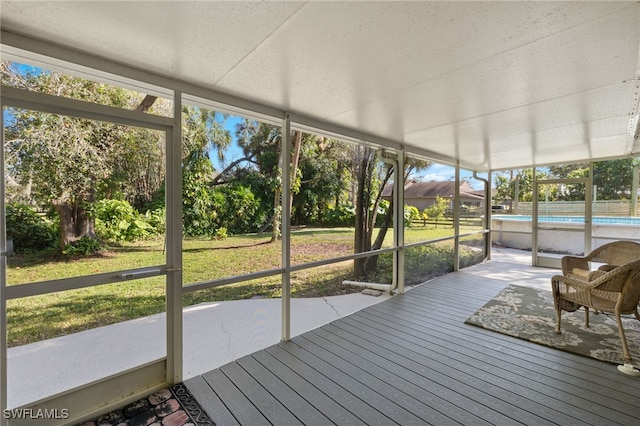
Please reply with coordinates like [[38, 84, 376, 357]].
[[6, 224, 484, 346]]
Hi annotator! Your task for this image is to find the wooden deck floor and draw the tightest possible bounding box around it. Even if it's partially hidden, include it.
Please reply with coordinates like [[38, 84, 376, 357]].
[[185, 250, 640, 425]]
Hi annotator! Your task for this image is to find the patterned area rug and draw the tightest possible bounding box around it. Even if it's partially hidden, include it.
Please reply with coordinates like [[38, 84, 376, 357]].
[[465, 284, 640, 365]]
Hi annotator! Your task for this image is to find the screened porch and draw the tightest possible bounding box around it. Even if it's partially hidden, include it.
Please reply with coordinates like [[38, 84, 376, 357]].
[[2, 2, 640, 425]]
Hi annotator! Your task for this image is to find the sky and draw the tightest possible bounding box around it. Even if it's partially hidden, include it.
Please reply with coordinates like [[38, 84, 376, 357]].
[[210, 114, 244, 171], [211, 114, 487, 190]]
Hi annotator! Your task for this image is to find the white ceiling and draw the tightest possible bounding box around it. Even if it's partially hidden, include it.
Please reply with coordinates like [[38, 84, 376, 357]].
[[2, 1, 640, 171]]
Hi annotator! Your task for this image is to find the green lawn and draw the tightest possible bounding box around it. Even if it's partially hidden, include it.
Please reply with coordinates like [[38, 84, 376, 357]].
[[6, 224, 484, 346]]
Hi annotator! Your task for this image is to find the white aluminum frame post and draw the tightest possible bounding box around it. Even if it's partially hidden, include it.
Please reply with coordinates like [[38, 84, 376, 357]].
[[281, 114, 292, 342], [166, 92, 184, 384], [1, 89, 8, 426]]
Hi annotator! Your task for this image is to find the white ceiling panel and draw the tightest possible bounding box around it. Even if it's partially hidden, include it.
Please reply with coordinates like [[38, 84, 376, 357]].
[[1, 1, 639, 171], [0, 1, 304, 84]]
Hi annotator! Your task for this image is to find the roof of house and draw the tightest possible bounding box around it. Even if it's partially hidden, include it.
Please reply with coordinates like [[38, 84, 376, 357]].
[[382, 180, 483, 200]]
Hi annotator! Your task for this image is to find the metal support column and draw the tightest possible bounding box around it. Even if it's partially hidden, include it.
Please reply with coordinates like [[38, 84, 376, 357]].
[[1, 92, 8, 425], [166, 91, 183, 384], [394, 150, 405, 294], [486, 171, 493, 260], [532, 168, 539, 266], [585, 162, 593, 254], [474, 170, 491, 261], [632, 165, 639, 216], [453, 163, 460, 271], [281, 114, 292, 341]]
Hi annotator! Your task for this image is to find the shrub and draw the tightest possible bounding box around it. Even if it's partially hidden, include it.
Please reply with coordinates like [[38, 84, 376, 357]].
[[370, 243, 486, 285], [213, 227, 228, 240], [94, 199, 160, 242], [322, 204, 355, 226], [374, 200, 390, 226], [370, 243, 457, 286], [5, 202, 56, 253], [182, 167, 220, 237], [63, 236, 102, 256], [404, 205, 420, 226], [143, 207, 166, 233], [403, 244, 455, 284], [218, 185, 261, 235]]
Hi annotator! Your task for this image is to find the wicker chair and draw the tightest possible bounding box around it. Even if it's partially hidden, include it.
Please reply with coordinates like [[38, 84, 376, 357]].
[[551, 248, 640, 368], [561, 241, 640, 281]]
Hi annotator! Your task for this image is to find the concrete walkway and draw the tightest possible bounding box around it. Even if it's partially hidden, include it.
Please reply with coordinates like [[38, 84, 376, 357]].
[[7, 291, 391, 409]]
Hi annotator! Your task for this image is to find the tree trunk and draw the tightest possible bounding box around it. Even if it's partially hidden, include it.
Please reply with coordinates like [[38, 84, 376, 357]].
[[353, 148, 396, 278], [270, 187, 282, 242], [289, 131, 302, 215], [52, 196, 96, 250], [354, 149, 373, 277], [258, 214, 275, 235], [53, 200, 76, 249], [210, 156, 254, 186], [135, 95, 158, 112], [364, 196, 394, 273], [269, 131, 302, 242]]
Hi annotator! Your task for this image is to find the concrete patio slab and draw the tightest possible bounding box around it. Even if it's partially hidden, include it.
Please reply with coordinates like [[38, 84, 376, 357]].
[[7, 291, 391, 408]]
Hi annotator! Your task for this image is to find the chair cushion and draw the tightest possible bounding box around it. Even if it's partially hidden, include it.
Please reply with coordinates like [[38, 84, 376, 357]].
[[571, 268, 590, 279]]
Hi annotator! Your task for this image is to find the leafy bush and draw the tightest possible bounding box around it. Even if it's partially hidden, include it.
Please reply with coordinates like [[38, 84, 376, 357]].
[[404, 205, 420, 226], [423, 196, 449, 226], [374, 200, 390, 226], [403, 244, 455, 284], [322, 204, 355, 226], [143, 207, 165, 233], [63, 236, 102, 256], [94, 199, 161, 242], [371, 242, 486, 285], [5, 202, 56, 253], [182, 182, 262, 237], [213, 227, 228, 240], [371, 243, 458, 285], [182, 165, 221, 237], [218, 184, 261, 235]]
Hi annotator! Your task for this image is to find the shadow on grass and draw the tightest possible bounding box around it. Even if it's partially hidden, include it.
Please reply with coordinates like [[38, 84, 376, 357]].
[[183, 239, 273, 253], [105, 245, 164, 254], [7, 249, 120, 268], [7, 293, 167, 347], [291, 227, 355, 237]]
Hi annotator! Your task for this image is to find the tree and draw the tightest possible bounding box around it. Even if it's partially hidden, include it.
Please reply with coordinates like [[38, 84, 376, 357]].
[[493, 169, 549, 203], [353, 147, 391, 277], [180, 105, 232, 236], [592, 159, 639, 200], [234, 120, 282, 240], [496, 159, 640, 204], [423, 197, 448, 228], [493, 173, 511, 204], [292, 136, 351, 225], [352, 149, 430, 278], [2, 61, 167, 249], [547, 159, 640, 201]]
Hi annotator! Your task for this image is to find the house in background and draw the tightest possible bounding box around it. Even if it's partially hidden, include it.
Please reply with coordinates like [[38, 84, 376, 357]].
[[382, 180, 484, 214]]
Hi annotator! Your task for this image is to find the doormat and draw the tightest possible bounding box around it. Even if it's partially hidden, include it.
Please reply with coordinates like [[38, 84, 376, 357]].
[[78, 383, 214, 425]]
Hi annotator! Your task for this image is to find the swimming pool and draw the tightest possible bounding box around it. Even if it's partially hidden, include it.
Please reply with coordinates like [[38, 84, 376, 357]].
[[493, 215, 640, 225], [492, 215, 640, 254]]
